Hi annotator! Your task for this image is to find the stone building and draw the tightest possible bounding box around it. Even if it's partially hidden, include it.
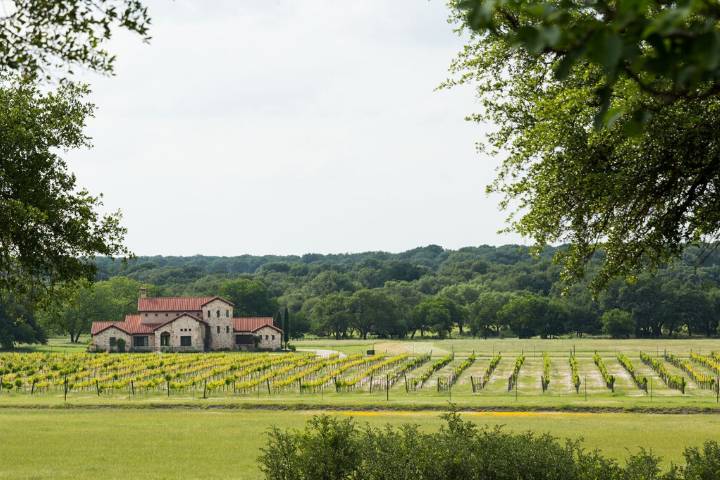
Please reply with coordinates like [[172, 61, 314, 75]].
[[90, 290, 282, 352]]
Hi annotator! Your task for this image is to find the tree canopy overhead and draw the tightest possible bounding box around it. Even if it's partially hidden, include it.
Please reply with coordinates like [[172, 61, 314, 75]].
[[0, 0, 151, 79], [454, 0, 720, 127], [446, 0, 720, 289]]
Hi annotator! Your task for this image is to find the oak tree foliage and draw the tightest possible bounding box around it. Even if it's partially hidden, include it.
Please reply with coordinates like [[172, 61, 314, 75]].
[[0, 0, 151, 79], [446, 0, 720, 289], [0, 79, 129, 292]]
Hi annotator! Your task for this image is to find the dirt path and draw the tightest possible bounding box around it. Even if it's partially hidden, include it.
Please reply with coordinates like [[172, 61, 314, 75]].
[[297, 348, 346, 358]]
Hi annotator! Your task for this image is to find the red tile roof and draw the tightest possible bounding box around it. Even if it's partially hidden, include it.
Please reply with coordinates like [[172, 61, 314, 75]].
[[233, 317, 279, 333], [137, 296, 232, 312], [91, 314, 154, 335], [91, 314, 207, 336], [91, 321, 119, 335]]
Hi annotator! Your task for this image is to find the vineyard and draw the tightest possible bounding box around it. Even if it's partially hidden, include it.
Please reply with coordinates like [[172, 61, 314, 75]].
[[1, 347, 720, 403]]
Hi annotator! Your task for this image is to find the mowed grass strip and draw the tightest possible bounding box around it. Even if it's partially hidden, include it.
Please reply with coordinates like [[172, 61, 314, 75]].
[[1, 409, 719, 479]]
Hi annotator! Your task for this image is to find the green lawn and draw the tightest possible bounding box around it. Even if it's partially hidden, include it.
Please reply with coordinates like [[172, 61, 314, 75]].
[[12, 336, 90, 353], [0, 408, 717, 479]]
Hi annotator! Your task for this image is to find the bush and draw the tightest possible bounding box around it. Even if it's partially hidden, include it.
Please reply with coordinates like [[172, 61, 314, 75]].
[[116, 338, 126, 353], [259, 412, 720, 479]]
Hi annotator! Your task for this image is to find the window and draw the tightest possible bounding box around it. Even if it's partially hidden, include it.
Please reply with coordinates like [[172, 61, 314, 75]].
[[154, 313, 158, 317], [226, 310, 229, 317], [271, 335, 275, 340], [109, 337, 117, 347], [160, 332, 170, 347], [265, 335, 269, 340], [165, 313, 168, 317], [207, 310, 211, 318], [226, 326, 230, 333], [133, 336, 149, 347], [216, 326, 220, 334], [180, 336, 192, 347], [216, 309, 220, 318]]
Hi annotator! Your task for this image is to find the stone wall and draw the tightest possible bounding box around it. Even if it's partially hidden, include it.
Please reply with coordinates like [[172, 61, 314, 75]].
[[202, 298, 234, 350], [153, 314, 205, 352], [141, 311, 201, 323], [92, 327, 132, 352], [255, 326, 282, 350]]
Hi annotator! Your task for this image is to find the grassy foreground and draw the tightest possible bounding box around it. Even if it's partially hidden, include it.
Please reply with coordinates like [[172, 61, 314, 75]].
[[0, 408, 718, 479]]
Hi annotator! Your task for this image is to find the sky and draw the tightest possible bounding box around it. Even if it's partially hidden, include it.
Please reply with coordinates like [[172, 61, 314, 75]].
[[66, 0, 524, 257]]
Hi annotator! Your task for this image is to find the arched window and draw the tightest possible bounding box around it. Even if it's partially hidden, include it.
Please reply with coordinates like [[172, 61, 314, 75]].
[[226, 326, 229, 333], [226, 310, 229, 318], [216, 309, 220, 318], [216, 326, 220, 334], [160, 332, 170, 347], [207, 310, 210, 318]]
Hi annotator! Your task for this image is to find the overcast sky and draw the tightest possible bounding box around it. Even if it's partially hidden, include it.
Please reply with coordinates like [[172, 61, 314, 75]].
[[66, 0, 523, 257]]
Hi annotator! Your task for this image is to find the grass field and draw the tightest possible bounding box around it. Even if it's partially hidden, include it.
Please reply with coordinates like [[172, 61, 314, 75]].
[[0, 408, 718, 479], [2, 339, 720, 478]]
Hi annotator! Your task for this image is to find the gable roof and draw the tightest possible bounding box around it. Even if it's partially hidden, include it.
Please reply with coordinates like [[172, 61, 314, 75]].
[[233, 317, 279, 333], [91, 314, 154, 336], [90, 321, 126, 335], [138, 296, 233, 312], [252, 324, 283, 334], [152, 313, 208, 330], [91, 313, 207, 336]]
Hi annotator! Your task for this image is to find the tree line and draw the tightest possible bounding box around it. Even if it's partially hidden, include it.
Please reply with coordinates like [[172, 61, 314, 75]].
[[4, 244, 716, 347]]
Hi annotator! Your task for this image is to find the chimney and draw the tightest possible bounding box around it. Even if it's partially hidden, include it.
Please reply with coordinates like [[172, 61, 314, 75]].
[[139, 287, 148, 298]]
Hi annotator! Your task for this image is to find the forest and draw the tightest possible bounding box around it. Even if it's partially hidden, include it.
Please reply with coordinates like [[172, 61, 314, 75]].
[[30, 244, 720, 344]]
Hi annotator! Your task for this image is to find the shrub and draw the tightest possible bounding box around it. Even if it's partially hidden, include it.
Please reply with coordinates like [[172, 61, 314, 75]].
[[259, 412, 720, 479]]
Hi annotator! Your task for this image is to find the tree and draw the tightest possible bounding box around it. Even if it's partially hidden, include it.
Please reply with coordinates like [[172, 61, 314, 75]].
[[446, 2, 720, 289], [382, 281, 425, 338], [601, 309, 634, 339], [40, 277, 140, 342], [0, 293, 46, 349], [454, 0, 720, 128], [310, 293, 352, 340], [497, 293, 566, 338], [349, 289, 401, 339], [220, 279, 278, 316], [469, 291, 515, 338], [0, 0, 150, 79], [413, 297, 455, 339], [0, 79, 130, 292], [439, 283, 481, 334], [283, 306, 290, 344]]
